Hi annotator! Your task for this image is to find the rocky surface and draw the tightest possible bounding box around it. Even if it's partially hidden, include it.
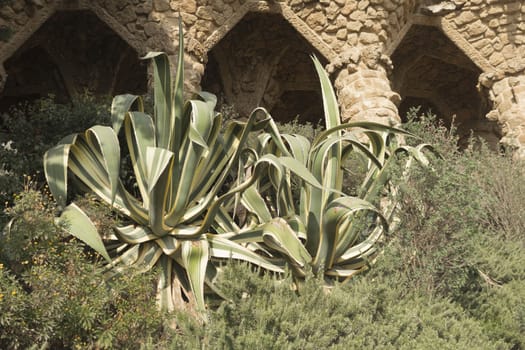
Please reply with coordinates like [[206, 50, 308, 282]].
[[0, 0, 524, 154]]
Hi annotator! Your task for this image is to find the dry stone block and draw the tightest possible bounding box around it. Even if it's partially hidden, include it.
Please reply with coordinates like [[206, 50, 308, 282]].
[[196, 7, 213, 20], [306, 11, 327, 31], [340, 2, 357, 15], [357, 1, 369, 11], [360, 32, 379, 45], [347, 21, 363, 32], [467, 20, 487, 37], [336, 28, 347, 40], [153, 0, 170, 12], [179, 0, 197, 13]]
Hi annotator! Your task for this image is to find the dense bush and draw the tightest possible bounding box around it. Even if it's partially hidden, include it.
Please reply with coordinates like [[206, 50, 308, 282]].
[[0, 190, 174, 349], [374, 112, 525, 349], [168, 262, 503, 349], [0, 95, 111, 208]]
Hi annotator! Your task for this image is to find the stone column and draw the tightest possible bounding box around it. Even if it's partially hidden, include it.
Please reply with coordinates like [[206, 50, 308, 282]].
[[480, 72, 525, 158], [327, 45, 401, 126]]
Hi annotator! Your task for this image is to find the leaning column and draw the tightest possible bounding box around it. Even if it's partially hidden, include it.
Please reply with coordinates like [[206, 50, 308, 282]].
[[327, 44, 401, 126], [480, 72, 525, 158]]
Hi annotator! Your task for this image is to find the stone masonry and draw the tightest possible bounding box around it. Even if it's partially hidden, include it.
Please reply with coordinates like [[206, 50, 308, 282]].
[[1, 0, 525, 155]]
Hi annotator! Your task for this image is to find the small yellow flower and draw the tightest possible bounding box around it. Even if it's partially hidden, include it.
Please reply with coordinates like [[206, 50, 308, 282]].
[[0, 293, 4, 301], [0, 263, 3, 269], [11, 290, 17, 296]]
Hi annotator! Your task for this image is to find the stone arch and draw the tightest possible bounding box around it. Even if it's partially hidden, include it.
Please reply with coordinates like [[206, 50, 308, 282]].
[[202, 1, 336, 62], [0, 9, 147, 111], [0, 2, 58, 65], [79, 2, 146, 56], [391, 23, 500, 148], [386, 15, 494, 73], [201, 11, 329, 123]]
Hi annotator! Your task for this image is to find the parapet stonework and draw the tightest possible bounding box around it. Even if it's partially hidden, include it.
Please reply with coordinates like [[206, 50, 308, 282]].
[[1, 0, 525, 155]]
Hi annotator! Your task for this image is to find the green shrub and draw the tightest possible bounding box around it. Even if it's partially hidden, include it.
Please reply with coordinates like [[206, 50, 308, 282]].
[[0, 190, 175, 349], [471, 280, 525, 348], [0, 94, 111, 208], [171, 262, 501, 349], [374, 110, 525, 349]]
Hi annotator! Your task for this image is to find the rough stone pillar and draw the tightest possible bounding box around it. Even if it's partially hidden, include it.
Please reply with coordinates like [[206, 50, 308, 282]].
[[327, 45, 401, 126], [183, 53, 205, 96], [480, 72, 525, 158]]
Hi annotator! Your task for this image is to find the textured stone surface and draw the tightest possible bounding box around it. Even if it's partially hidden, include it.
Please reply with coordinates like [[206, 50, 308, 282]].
[[0, 0, 524, 155]]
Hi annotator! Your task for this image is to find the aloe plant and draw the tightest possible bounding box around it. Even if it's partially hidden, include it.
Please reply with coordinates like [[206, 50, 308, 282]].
[[43, 26, 284, 313]]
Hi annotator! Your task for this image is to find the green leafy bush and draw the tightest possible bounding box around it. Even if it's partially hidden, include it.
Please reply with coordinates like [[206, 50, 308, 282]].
[[376, 111, 525, 349], [0, 94, 111, 208], [171, 262, 502, 349], [0, 189, 175, 349]]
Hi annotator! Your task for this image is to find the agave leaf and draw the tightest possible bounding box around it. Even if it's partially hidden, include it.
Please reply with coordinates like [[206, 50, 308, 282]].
[[262, 118, 293, 157], [85, 126, 121, 205], [213, 206, 241, 234], [312, 121, 411, 149], [143, 52, 173, 150], [325, 197, 387, 265], [179, 239, 209, 311], [114, 224, 158, 244], [338, 225, 384, 262], [241, 185, 272, 223], [124, 111, 156, 205], [280, 133, 311, 165], [146, 147, 175, 236], [278, 156, 323, 189], [58, 203, 111, 263], [172, 19, 185, 153], [394, 143, 438, 166], [312, 55, 340, 130], [44, 144, 72, 208], [132, 241, 164, 271], [262, 218, 311, 272], [325, 258, 372, 279], [208, 234, 285, 273], [146, 147, 174, 191], [180, 107, 272, 224], [157, 255, 175, 311], [111, 94, 143, 134], [165, 100, 213, 224], [305, 134, 340, 254]]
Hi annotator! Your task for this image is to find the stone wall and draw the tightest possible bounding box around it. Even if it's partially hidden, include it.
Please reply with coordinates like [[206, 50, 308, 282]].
[[1, 0, 525, 154]]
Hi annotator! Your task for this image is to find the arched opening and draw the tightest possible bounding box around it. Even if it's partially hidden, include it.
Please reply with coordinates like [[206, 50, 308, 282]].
[[0, 10, 147, 112], [201, 13, 328, 124], [392, 25, 499, 147], [1, 46, 69, 111]]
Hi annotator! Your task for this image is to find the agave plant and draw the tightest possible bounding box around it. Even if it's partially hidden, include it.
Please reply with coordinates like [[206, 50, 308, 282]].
[[44, 20, 433, 316], [43, 26, 286, 313], [225, 56, 435, 281]]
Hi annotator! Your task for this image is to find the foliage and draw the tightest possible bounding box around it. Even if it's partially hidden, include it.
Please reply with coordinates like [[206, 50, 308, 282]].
[[0, 94, 111, 208], [43, 25, 287, 314], [0, 190, 174, 349], [375, 112, 525, 349], [1, 108, 524, 348], [230, 58, 434, 282], [171, 262, 502, 349]]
